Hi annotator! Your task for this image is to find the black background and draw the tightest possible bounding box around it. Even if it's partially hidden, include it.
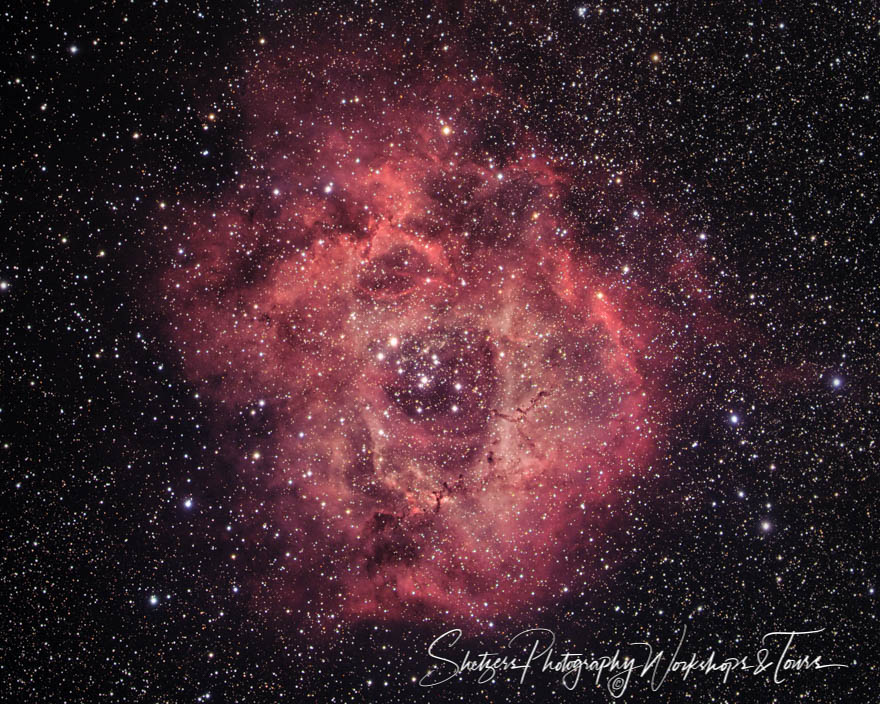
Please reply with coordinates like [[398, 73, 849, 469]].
[[1, 1, 876, 701]]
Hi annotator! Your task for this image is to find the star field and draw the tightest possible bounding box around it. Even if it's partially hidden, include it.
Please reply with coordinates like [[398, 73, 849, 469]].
[[1, 2, 877, 702]]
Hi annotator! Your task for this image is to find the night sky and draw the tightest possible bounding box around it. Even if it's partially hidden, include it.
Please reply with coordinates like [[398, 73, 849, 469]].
[[2, 2, 877, 702]]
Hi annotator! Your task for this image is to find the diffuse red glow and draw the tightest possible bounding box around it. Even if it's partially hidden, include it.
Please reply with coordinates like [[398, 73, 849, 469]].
[[162, 49, 685, 625]]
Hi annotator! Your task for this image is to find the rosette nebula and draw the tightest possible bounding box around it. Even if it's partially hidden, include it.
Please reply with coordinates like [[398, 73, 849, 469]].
[[162, 49, 681, 625]]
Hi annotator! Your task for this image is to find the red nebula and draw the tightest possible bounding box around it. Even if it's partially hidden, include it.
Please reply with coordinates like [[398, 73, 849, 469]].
[[161, 48, 686, 626]]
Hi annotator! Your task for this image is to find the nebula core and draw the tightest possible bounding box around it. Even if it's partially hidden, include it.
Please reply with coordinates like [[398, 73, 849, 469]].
[[163, 48, 687, 625]]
